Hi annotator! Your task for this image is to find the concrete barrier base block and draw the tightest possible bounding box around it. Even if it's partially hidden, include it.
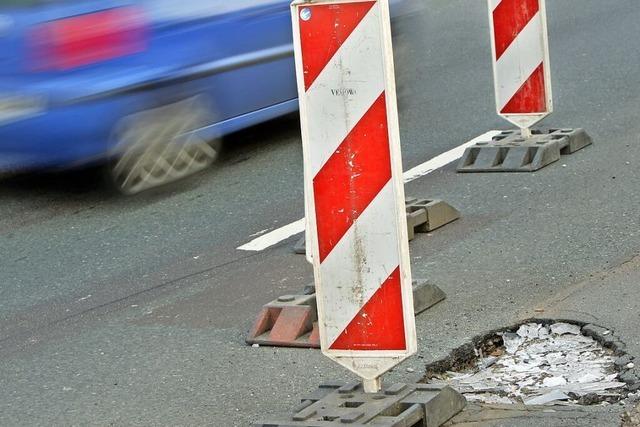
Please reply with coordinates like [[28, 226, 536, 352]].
[[247, 280, 445, 349], [246, 294, 320, 348], [406, 197, 460, 240], [413, 280, 447, 315], [457, 128, 592, 173], [294, 236, 306, 255], [295, 197, 460, 254], [254, 383, 466, 426]]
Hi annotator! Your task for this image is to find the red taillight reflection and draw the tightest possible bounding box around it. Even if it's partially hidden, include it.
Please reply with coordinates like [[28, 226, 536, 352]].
[[29, 7, 147, 71]]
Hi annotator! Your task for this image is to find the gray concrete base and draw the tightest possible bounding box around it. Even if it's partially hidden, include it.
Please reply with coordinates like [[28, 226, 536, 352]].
[[255, 383, 466, 426], [294, 236, 307, 255], [457, 128, 593, 173], [413, 280, 447, 315], [299, 279, 446, 315], [295, 197, 460, 254], [247, 280, 446, 349], [406, 198, 461, 240]]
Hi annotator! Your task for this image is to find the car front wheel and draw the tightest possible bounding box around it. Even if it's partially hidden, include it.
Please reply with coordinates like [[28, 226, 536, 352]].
[[108, 96, 220, 195]]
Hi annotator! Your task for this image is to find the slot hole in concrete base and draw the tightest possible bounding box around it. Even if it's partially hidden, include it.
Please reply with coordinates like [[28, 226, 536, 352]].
[[340, 401, 364, 408]]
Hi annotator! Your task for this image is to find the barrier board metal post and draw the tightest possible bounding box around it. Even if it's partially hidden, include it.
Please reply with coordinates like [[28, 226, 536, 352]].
[[489, 0, 553, 136], [291, 0, 417, 393]]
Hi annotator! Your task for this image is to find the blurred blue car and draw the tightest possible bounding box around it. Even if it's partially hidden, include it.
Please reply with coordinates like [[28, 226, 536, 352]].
[[0, 0, 414, 193]]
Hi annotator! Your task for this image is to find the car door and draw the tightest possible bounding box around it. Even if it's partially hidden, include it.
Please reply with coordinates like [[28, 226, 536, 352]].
[[145, 0, 296, 126]]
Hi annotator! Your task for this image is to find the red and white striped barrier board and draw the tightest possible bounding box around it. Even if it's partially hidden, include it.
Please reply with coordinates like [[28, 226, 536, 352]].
[[291, 0, 417, 391], [489, 0, 553, 130]]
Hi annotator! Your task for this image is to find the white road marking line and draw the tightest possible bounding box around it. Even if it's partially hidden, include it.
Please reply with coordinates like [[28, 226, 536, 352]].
[[237, 130, 501, 252], [237, 218, 306, 251], [248, 228, 272, 238], [402, 130, 501, 183]]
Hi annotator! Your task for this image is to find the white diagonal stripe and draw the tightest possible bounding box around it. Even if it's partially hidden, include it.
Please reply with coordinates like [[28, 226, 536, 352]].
[[495, 11, 544, 110], [305, 2, 385, 177], [318, 180, 400, 347], [489, 0, 502, 11]]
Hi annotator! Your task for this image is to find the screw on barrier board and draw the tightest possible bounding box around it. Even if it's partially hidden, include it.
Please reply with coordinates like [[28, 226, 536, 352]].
[[254, 383, 466, 426], [295, 198, 460, 255], [457, 128, 592, 173], [246, 280, 446, 349], [291, 0, 416, 392], [488, 0, 553, 133]]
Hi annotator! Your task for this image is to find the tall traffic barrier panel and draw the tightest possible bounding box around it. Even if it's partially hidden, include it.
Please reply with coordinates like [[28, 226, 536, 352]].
[[256, 1, 465, 425], [296, 0, 417, 392], [458, 0, 592, 172]]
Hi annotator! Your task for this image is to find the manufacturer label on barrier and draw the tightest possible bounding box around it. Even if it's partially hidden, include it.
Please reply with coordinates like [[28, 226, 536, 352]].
[[291, 0, 416, 387], [489, 0, 553, 129]]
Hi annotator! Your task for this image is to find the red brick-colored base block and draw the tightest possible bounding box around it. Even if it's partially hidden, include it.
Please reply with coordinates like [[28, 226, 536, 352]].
[[246, 294, 320, 348], [247, 280, 446, 349]]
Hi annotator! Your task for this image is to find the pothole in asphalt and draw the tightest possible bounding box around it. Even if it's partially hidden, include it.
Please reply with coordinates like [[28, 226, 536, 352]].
[[424, 321, 639, 406]]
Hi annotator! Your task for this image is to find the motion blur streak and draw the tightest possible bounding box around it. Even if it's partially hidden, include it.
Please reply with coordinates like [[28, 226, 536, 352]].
[[0, 0, 419, 194]]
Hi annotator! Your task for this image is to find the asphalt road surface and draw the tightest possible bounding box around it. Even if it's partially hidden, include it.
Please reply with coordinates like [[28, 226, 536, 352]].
[[2, 0, 640, 425]]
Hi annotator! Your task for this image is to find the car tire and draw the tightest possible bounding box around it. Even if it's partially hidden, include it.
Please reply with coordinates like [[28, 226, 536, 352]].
[[107, 95, 220, 195]]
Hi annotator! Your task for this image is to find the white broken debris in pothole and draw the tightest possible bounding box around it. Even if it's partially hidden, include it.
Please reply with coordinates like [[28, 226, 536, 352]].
[[429, 322, 626, 406]]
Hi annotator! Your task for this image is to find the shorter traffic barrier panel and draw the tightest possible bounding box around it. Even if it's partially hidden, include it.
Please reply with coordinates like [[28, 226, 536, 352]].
[[254, 383, 466, 426], [474, 2, 594, 175], [457, 128, 592, 173], [247, 280, 445, 349], [294, 197, 460, 254]]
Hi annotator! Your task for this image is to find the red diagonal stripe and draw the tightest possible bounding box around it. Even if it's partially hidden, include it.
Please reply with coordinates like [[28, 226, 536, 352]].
[[330, 267, 406, 350], [493, 0, 539, 60], [299, 1, 375, 90], [313, 93, 391, 263], [501, 62, 546, 113]]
